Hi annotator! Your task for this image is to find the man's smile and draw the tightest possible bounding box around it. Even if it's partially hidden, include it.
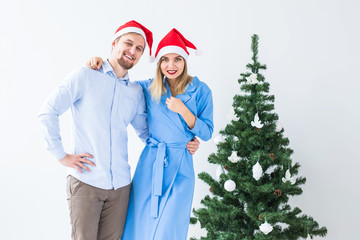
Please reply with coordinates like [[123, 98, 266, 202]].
[[124, 54, 134, 61]]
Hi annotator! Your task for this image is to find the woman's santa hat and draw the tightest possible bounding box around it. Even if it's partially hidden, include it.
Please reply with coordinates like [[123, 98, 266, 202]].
[[154, 28, 200, 63], [112, 20, 153, 56]]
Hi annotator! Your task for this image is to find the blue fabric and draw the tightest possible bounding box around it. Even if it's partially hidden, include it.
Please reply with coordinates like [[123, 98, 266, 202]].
[[122, 77, 213, 240], [38, 61, 149, 190], [146, 137, 188, 218]]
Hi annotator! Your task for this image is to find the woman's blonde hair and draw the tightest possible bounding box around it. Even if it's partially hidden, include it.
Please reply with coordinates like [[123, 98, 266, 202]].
[[149, 58, 193, 102]]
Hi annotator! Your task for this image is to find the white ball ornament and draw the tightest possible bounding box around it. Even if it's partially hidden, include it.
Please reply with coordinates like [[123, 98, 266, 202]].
[[275, 121, 283, 132], [224, 179, 236, 192]]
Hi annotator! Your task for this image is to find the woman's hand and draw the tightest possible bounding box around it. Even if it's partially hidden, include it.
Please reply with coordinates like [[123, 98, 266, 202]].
[[166, 96, 186, 114], [86, 57, 103, 70], [166, 96, 196, 129]]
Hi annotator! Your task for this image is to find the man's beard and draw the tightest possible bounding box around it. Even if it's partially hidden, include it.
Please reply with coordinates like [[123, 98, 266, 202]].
[[118, 57, 134, 70]]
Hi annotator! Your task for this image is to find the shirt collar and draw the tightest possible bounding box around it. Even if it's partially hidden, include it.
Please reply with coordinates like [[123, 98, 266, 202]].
[[101, 60, 130, 83]]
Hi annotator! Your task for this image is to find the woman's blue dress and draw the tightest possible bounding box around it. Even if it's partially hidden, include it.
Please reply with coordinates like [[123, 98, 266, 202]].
[[122, 76, 213, 240]]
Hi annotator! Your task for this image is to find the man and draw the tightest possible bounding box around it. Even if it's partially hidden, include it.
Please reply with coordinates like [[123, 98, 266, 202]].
[[38, 20, 199, 240]]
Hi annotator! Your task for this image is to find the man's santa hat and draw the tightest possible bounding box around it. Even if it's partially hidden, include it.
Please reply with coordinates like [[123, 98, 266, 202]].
[[112, 20, 153, 56], [153, 28, 201, 63]]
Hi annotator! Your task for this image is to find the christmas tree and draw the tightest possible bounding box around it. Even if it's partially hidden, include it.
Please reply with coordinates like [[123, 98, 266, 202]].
[[191, 35, 327, 240]]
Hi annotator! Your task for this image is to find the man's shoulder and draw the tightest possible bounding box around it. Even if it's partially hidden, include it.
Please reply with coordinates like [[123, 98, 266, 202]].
[[65, 66, 109, 84], [66, 66, 101, 79]]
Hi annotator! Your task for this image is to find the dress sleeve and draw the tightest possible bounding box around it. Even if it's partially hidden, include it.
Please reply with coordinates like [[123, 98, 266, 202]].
[[135, 79, 152, 91], [187, 83, 214, 141], [37, 67, 85, 160]]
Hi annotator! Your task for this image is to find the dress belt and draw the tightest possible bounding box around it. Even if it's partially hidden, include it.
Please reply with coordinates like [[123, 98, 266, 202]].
[[146, 137, 188, 218]]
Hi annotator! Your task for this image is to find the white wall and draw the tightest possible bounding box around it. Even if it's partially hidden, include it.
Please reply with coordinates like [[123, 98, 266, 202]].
[[1, 0, 359, 239]]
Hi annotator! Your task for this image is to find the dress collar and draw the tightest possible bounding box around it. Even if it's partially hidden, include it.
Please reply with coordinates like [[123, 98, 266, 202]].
[[163, 76, 199, 102]]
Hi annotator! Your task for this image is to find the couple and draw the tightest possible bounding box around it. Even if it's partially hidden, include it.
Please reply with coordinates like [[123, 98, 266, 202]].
[[38, 20, 213, 240]]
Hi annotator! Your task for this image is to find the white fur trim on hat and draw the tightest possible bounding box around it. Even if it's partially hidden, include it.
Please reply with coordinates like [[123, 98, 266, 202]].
[[155, 46, 188, 63], [112, 27, 147, 45]]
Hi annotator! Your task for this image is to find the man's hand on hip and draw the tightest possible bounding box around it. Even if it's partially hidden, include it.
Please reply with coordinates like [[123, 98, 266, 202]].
[[187, 137, 200, 155], [59, 153, 95, 173]]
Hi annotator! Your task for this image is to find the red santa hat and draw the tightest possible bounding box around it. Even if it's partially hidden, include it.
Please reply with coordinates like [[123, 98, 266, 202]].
[[154, 28, 200, 63], [112, 20, 153, 56]]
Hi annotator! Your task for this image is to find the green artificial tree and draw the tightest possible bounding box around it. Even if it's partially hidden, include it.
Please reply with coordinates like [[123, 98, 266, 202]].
[[191, 35, 327, 240]]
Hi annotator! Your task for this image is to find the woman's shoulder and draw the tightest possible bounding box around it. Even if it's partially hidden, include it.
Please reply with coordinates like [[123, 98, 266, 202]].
[[190, 76, 211, 93]]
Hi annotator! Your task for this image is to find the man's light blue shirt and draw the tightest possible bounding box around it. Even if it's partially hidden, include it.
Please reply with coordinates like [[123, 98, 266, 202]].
[[38, 61, 149, 189]]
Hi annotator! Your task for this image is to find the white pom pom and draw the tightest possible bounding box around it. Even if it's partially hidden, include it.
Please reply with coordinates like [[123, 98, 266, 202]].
[[195, 49, 202, 56], [224, 179, 236, 192], [149, 56, 156, 63], [275, 121, 283, 132]]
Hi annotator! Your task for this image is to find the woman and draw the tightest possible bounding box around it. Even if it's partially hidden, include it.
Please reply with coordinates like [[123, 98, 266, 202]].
[[88, 28, 213, 240]]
